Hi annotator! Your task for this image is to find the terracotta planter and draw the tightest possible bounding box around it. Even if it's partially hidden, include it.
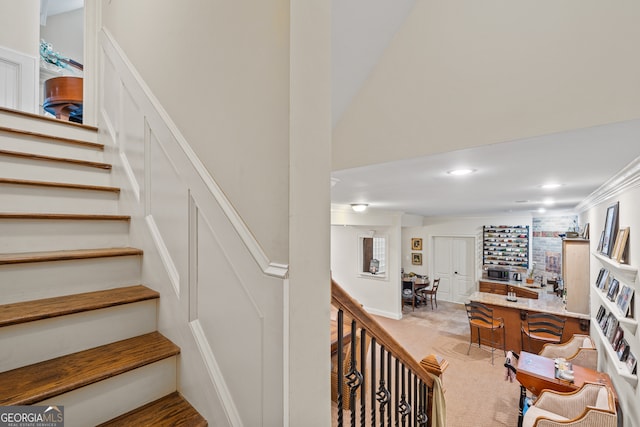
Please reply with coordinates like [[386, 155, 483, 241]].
[[526, 278, 534, 284]]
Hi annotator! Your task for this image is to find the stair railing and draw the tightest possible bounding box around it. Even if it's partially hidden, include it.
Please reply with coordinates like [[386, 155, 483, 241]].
[[331, 279, 442, 427]]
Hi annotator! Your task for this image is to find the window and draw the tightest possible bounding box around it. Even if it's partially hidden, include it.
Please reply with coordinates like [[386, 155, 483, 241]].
[[361, 236, 386, 276]]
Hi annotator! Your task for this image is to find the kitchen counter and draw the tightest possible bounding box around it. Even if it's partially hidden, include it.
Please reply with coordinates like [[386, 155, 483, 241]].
[[469, 291, 589, 320], [468, 291, 591, 353]]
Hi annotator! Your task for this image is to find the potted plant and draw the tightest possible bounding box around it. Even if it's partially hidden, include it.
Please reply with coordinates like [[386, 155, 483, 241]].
[[526, 268, 535, 284]]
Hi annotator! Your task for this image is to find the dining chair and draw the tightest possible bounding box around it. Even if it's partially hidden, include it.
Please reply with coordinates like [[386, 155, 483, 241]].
[[521, 312, 566, 353], [465, 301, 506, 364], [417, 278, 439, 310], [402, 280, 417, 311]]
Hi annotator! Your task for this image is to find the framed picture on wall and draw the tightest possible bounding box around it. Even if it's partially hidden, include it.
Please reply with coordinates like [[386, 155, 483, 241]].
[[411, 238, 423, 251], [601, 202, 619, 257], [412, 253, 422, 265]]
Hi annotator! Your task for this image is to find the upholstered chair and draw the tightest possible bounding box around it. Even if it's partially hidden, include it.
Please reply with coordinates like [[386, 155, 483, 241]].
[[538, 334, 597, 370]]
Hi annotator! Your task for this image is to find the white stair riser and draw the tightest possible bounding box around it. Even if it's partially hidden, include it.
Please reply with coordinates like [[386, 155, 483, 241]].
[[38, 357, 177, 427], [0, 219, 129, 253], [0, 158, 112, 186], [0, 185, 119, 214], [0, 256, 142, 304], [0, 113, 98, 143], [0, 133, 104, 163], [0, 300, 157, 373]]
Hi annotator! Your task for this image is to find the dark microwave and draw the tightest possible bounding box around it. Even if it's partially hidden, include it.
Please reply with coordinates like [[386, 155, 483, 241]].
[[487, 268, 509, 281]]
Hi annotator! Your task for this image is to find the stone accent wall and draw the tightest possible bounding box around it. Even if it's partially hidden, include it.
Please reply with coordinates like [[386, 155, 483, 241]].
[[531, 215, 578, 281]]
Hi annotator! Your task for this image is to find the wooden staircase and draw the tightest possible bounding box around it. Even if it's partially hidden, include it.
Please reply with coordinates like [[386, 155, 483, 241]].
[[0, 108, 207, 426]]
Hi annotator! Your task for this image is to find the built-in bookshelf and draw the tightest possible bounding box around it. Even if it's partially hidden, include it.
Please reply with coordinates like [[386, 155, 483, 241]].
[[592, 252, 638, 387], [482, 225, 529, 268]]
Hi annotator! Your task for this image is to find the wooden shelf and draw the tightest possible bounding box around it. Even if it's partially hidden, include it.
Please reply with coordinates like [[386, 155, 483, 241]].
[[592, 252, 638, 284], [592, 284, 637, 334], [592, 318, 638, 387], [483, 225, 529, 267]]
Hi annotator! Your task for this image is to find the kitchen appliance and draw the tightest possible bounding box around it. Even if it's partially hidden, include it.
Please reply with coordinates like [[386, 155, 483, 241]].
[[487, 268, 510, 281], [513, 273, 522, 281]]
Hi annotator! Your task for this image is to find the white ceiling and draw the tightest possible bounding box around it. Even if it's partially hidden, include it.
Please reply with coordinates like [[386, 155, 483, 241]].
[[331, 119, 640, 217], [330, 3, 640, 219]]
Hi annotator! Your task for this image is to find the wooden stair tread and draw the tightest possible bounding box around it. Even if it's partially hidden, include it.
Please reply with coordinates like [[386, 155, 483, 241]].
[[97, 392, 208, 427], [0, 106, 98, 132], [0, 332, 180, 405], [0, 178, 120, 193], [0, 285, 158, 327], [0, 125, 102, 150], [0, 148, 112, 169], [0, 247, 143, 265], [0, 213, 130, 221]]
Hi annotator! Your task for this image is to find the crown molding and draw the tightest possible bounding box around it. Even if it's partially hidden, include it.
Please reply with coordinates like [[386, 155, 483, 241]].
[[575, 157, 640, 213]]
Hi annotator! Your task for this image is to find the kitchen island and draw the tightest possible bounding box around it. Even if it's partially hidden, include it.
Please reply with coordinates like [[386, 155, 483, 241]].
[[467, 290, 590, 354]]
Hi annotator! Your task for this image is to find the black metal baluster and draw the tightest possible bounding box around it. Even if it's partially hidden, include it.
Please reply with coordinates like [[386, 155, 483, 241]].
[[376, 346, 390, 427], [387, 352, 392, 427], [399, 364, 411, 426], [413, 374, 417, 426], [416, 382, 428, 426], [370, 338, 377, 427], [360, 329, 367, 427], [347, 319, 359, 427], [394, 359, 399, 427], [337, 310, 344, 427]]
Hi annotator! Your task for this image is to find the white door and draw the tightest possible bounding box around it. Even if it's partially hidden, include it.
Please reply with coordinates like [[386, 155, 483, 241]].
[[433, 236, 476, 304]]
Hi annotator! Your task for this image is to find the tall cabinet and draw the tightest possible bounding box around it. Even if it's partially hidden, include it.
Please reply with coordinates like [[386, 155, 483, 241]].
[[562, 238, 590, 314]]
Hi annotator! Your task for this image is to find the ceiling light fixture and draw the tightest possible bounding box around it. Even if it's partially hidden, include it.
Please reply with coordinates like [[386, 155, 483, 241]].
[[351, 203, 369, 212], [541, 183, 561, 189], [447, 169, 476, 176], [543, 198, 555, 206], [537, 207, 547, 213]]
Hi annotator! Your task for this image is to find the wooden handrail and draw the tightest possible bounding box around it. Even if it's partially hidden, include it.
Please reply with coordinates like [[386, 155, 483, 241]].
[[331, 279, 434, 388]]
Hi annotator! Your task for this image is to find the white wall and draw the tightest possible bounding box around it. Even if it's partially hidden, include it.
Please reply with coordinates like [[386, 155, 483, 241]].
[[100, 1, 331, 425], [0, 0, 39, 112], [331, 207, 404, 319], [40, 8, 84, 64], [101, 0, 290, 264], [0, 0, 39, 56], [580, 163, 640, 427]]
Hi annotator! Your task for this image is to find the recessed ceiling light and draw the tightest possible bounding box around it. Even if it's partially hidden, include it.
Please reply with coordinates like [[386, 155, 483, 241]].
[[543, 198, 555, 206], [350, 203, 369, 212], [541, 183, 562, 189], [537, 207, 547, 213], [447, 169, 476, 176]]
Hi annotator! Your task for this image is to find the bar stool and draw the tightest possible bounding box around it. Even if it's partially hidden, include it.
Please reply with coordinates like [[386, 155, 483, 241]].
[[465, 301, 506, 364], [520, 312, 566, 353]]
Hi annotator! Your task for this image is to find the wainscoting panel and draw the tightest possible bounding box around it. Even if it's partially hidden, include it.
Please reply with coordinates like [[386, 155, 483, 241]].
[[100, 51, 120, 144], [99, 29, 287, 425], [196, 208, 263, 427], [119, 86, 144, 201], [147, 127, 189, 295], [0, 46, 37, 113]]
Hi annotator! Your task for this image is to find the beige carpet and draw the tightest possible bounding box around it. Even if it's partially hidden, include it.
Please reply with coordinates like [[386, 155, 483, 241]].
[[373, 301, 522, 427]]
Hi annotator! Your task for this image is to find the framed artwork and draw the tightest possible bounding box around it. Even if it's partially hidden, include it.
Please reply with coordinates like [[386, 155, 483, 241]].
[[596, 305, 606, 323], [616, 284, 634, 317], [601, 202, 619, 257], [612, 326, 624, 350], [607, 278, 620, 302], [597, 269, 610, 291], [411, 238, 423, 251], [626, 351, 637, 374], [614, 227, 630, 263], [617, 339, 630, 361], [411, 252, 422, 265], [581, 222, 590, 239], [596, 230, 605, 253]]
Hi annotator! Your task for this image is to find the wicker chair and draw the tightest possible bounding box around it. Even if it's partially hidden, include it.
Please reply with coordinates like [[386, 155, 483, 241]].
[[522, 382, 617, 427], [538, 334, 597, 370]]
